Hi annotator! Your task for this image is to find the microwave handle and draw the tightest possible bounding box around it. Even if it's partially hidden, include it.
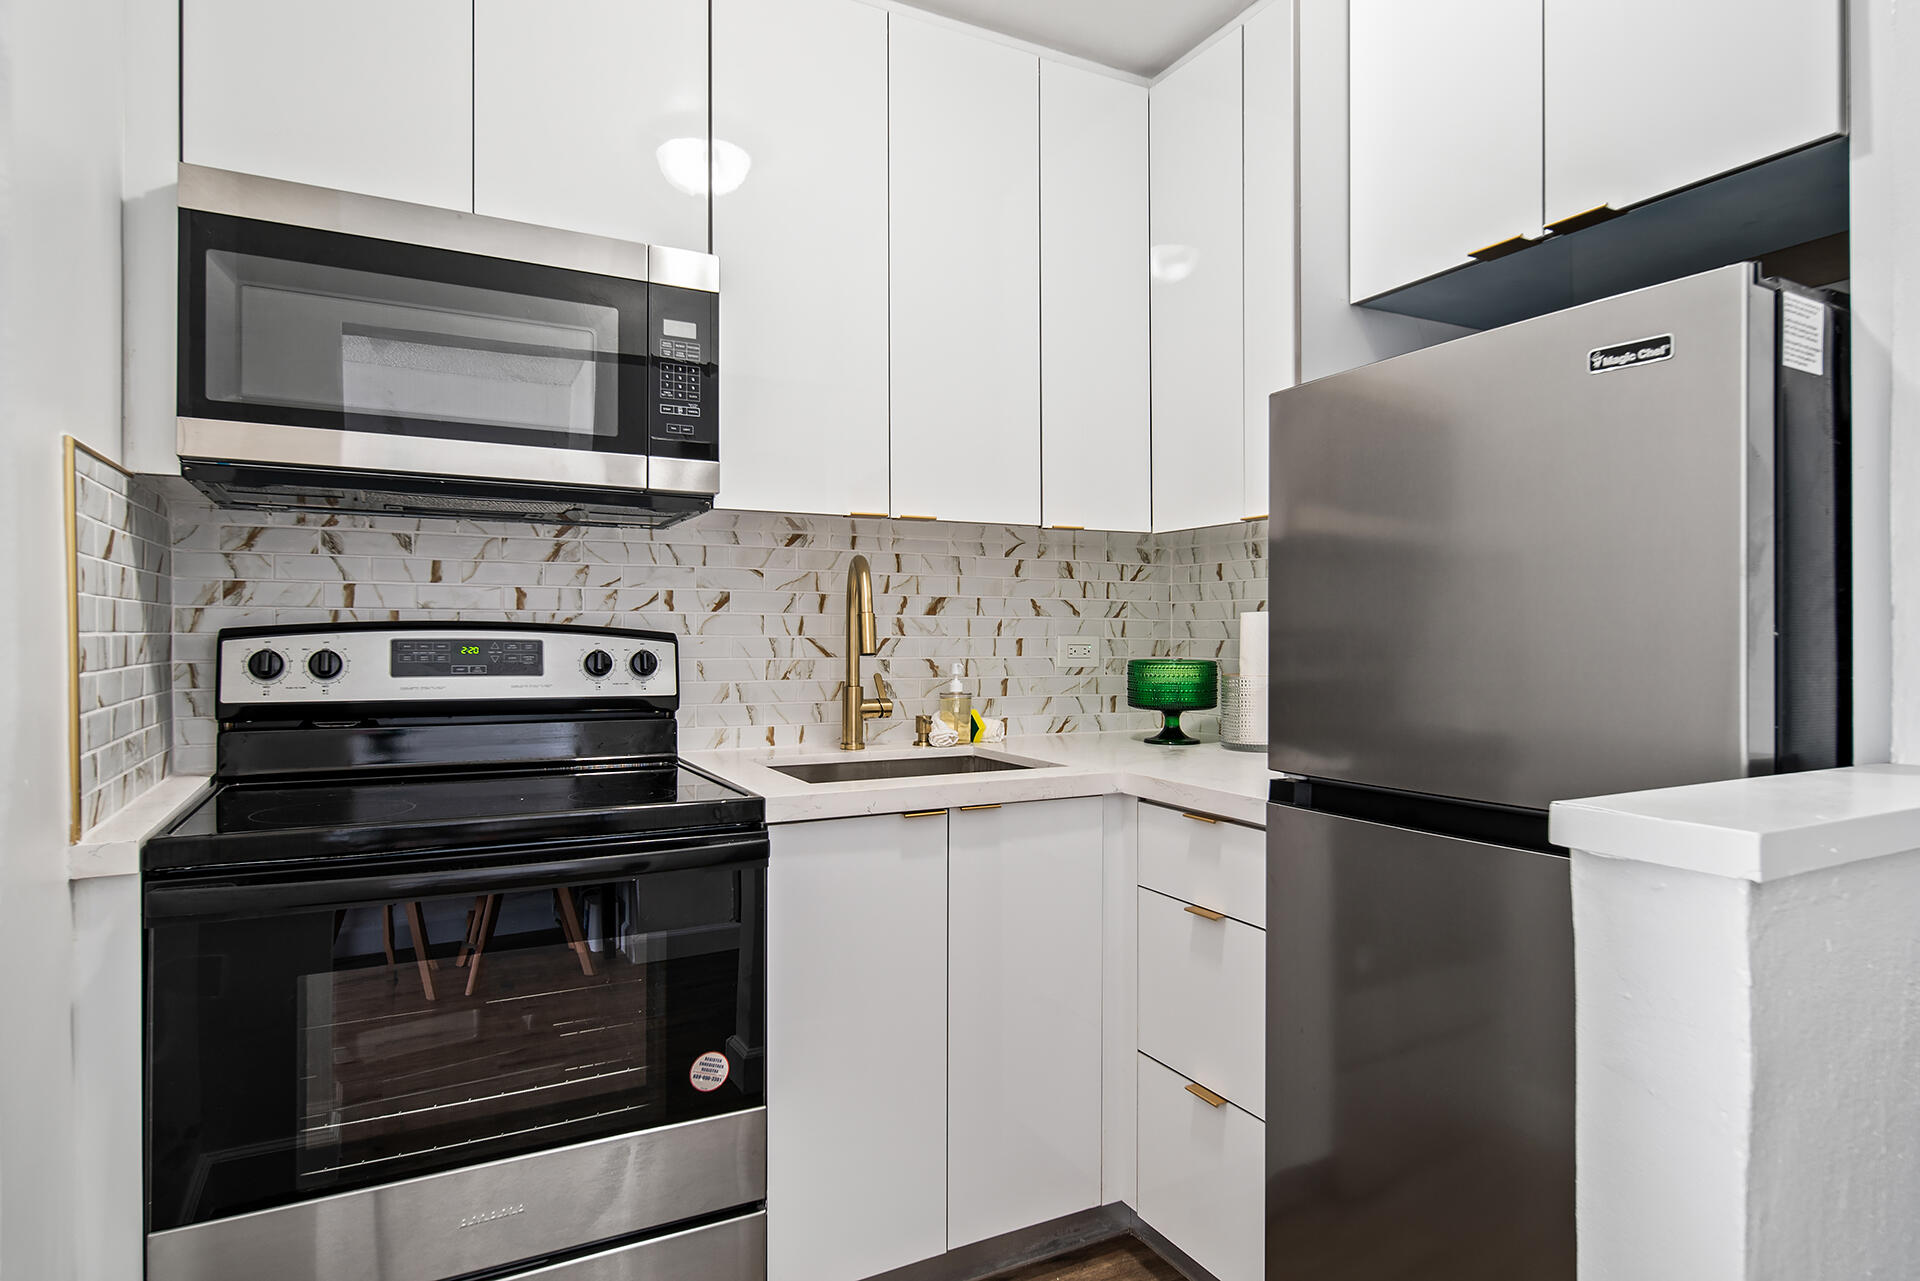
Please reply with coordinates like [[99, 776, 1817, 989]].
[[144, 832, 769, 922]]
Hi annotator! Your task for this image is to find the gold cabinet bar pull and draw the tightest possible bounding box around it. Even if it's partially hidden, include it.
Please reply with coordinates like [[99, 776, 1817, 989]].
[[1184, 905, 1227, 921], [1182, 812, 1218, 825], [903, 809, 946, 819], [1049, 524, 1085, 531], [958, 803, 1002, 812], [1544, 203, 1620, 236], [847, 511, 890, 519], [1240, 513, 1268, 522], [1467, 233, 1534, 262], [1185, 1082, 1227, 1108], [896, 513, 938, 521]]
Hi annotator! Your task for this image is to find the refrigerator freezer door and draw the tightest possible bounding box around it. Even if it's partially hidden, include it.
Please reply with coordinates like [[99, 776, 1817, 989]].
[[1265, 802, 1574, 1278], [1267, 264, 1774, 809]]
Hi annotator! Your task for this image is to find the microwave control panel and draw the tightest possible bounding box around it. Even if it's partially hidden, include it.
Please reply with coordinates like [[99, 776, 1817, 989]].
[[649, 284, 717, 452]]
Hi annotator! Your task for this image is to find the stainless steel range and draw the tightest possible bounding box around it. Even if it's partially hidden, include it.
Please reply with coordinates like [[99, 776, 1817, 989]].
[[142, 623, 766, 1281]]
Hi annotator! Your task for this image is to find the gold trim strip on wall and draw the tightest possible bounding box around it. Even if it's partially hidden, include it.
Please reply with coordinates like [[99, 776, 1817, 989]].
[[1185, 1082, 1227, 1108], [62, 435, 137, 844]]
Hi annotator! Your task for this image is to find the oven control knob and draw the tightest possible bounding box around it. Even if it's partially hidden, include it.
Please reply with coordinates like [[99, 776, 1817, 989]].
[[307, 649, 343, 681], [583, 649, 614, 679], [630, 650, 659, 679], [246, 649, 285, 682]]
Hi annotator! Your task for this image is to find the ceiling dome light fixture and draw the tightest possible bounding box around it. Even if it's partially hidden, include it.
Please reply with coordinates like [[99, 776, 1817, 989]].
[[657, 137, 753, 198]]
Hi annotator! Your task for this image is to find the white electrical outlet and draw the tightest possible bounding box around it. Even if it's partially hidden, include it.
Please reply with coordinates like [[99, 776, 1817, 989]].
[[1056, 637, 1100, 664]]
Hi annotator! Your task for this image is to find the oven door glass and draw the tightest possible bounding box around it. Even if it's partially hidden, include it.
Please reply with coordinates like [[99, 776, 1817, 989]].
[[146, 850, 766, 1232], [180, 210, 651, 453]]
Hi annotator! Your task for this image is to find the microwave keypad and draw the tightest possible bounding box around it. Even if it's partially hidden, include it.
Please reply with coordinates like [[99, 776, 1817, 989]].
[[657, 359, 703, 435]]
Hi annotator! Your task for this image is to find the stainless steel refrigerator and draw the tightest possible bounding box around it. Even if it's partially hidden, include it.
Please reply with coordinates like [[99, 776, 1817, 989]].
[[1263, 264, 1848, 1278]]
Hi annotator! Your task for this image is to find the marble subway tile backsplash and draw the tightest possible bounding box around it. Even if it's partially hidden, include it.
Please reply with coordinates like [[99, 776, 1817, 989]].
[[167, 507, 1278, 772], [73, 451, 172, 832]]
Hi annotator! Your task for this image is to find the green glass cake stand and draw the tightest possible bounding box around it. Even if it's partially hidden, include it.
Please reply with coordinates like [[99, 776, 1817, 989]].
[[1127, 659, 1218, 747]]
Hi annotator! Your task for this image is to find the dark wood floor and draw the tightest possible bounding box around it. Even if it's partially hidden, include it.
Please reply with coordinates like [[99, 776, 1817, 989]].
[[987, 1236, 1184, 1281]]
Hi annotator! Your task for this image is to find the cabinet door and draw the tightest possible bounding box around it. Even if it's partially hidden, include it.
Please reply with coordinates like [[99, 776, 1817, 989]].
[[1040, 63, 1150, 533], [768, 814, 947, 1281], [1151, 32, 1243, 533], [1242, 3, 1297, 522], [948, 799, 1104, 1247], [1348, 0, 1542, 302], [474, 0, 708, 250], [890, 15, 1041, 525], [1544, 0, 1845, 221], [182, 0, 472, 209], [713, 0, 889, 516], [1137, 1054, 1265, 1281]]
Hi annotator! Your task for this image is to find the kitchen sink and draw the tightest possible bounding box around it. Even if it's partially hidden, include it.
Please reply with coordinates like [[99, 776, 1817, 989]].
[[770, 754, 1042, 785]]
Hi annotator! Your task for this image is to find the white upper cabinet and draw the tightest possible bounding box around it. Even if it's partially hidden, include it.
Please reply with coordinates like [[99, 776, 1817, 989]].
[[948, 799, 1104, 1247], [1348, 0, 1543, 302], [474, 0, 708, 251], [713, 0, 890, 516], [182, 0, 473, 209], [890, 15, 1042, 526], [1040, 63, 1151, 533], [1241, 3, 1297, 522], [1544, 0, 1846, 222], [1151, 32, 1244, 533]]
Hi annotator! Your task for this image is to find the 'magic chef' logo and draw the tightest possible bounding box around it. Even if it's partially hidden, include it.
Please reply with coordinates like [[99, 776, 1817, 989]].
[[1588, 335, 1674, 373]]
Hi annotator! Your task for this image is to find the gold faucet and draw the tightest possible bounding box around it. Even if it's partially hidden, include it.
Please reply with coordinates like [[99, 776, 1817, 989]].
[[841, 553, 895, 749]]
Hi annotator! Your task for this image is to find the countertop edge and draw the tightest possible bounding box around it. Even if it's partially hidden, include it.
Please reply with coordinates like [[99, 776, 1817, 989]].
[[69, 774, 212, 881], [1549, 764, 1920, 883]]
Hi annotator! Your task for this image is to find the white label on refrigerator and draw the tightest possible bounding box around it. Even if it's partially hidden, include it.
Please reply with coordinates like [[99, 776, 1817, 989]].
[[1781, 292, 1826, 376]]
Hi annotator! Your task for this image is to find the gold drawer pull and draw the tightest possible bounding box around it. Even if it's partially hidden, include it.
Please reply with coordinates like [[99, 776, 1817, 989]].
[[847, 511, 890, 519], [1239, 513, 1268, 522], [1182, 812, 1218, 825], [1049, 524, 1085, 531], [903, 809, 946, 819], [959, 803, 1002, 812], [1185, 1082, 1227, 1108], [1184, 905, 1227, 921], [896, 513, 938, 521]]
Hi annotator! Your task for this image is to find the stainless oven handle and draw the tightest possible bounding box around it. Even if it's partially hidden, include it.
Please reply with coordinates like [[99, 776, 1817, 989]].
[[144, 831, 769, 922]]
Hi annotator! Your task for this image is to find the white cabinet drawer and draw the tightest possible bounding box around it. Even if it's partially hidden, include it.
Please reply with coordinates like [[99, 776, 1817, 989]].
[[1138, 887, 1264, 1118], [1138, 803, 1265, 928], [1136, 1053, 1264, 1281]]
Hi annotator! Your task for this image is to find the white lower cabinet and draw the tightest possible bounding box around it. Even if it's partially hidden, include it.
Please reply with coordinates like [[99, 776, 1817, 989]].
[[948, 799, 1104, 1247], [767, 812, 948, 1281], [1137, 887, 1266, 1119], [1137, 1053, 1265, 1281]]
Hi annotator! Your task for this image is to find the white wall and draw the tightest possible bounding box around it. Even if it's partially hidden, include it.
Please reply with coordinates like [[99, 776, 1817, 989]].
[[0, 0, 129, 1273]]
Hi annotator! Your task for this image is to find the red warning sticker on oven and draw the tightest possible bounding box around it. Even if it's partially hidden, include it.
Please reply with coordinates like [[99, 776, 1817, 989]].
[[690, 1051, 731, 1092]]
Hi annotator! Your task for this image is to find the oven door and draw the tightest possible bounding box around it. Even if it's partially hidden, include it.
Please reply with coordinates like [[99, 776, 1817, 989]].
[[145, 832, 765, 1281], [176, 183, 718, 499]]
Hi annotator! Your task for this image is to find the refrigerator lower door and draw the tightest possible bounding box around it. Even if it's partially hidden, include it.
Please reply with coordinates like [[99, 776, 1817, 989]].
[[1266, 802, 1573, 1279]]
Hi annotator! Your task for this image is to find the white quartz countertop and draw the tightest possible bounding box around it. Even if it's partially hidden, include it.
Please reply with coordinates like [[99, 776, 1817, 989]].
[[1549, 763, 1920, 882], [68, 772, 213, 880], [684, 732, 1278, 827]]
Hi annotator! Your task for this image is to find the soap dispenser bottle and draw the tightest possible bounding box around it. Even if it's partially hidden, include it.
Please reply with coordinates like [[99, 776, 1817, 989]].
[[938, 663, 972, 741]]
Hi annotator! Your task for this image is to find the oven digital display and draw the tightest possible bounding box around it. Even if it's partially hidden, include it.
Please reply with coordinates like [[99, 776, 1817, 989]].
[[390, 638, 544, 677]]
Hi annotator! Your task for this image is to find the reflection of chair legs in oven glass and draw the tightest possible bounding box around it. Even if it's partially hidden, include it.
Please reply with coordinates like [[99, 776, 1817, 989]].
[[376, 902, 442, 1000], [455, 888, 598, 997]]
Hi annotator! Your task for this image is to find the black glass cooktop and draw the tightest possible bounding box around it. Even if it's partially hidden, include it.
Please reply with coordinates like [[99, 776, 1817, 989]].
[[145, 764, 763, 873]]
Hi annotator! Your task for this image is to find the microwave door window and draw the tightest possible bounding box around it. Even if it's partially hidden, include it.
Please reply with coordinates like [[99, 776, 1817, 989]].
[[203, 249, 619, 441]]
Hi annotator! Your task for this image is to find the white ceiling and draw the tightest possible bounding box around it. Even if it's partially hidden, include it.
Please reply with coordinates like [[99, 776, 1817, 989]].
[[894, 0, 1253, 78]]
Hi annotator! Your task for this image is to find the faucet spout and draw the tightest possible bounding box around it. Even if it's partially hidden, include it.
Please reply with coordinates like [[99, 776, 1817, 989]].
[[841, 554, 894, 749]]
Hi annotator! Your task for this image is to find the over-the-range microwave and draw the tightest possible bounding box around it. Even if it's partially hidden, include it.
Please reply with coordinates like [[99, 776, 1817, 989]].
[[175, 164, 718, 528]]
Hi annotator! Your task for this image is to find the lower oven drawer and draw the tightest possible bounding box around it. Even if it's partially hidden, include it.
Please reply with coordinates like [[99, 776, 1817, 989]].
[[510, 1210, 765, 1281], [146, 1108, 766, 1281]]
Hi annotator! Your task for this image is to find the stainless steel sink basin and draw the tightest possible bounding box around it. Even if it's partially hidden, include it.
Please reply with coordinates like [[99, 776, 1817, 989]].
[[770, 754, 1040, 785]]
